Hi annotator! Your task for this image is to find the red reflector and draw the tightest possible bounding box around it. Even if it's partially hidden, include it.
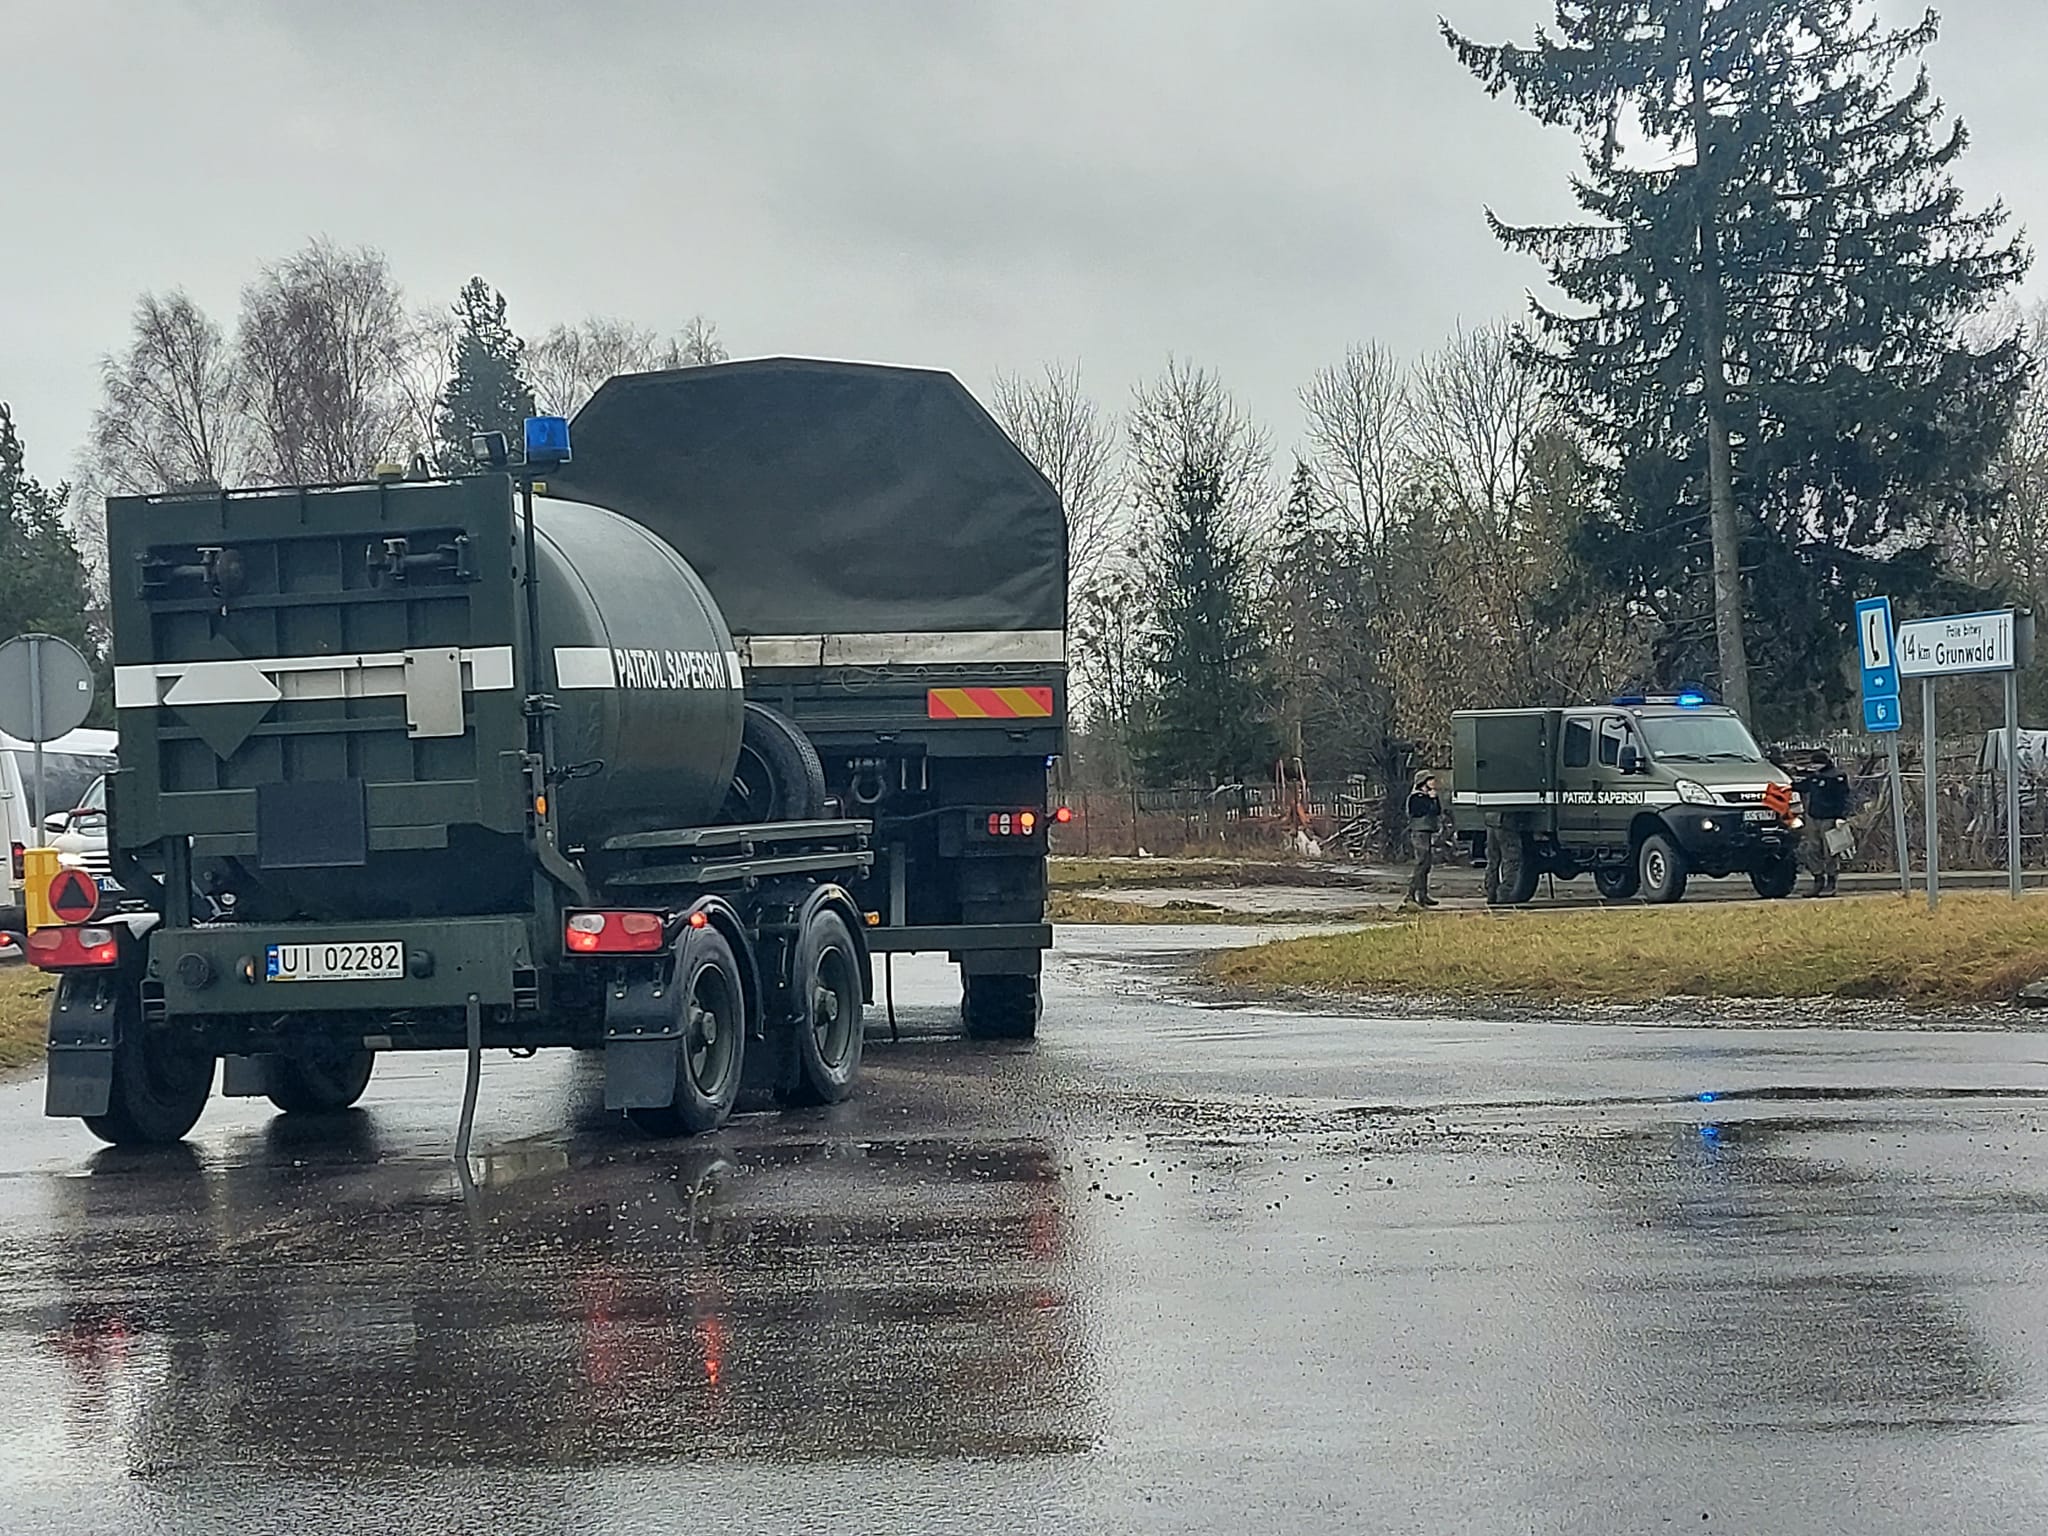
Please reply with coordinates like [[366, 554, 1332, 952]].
[[27, 924, 120, 970], [564, 911, 667, 954], [987, 813, 1001, 836], [1054, 805, 1073, 824]]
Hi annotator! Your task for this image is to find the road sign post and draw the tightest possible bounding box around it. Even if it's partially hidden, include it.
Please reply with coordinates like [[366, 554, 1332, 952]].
[[1894, 609, 2029, 911], [0, 633, 95, 850], [1855, 598, 1909, 896]]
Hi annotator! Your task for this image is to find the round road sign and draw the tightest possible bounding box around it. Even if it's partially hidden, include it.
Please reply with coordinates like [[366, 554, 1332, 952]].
[[0, 633, 93, 743], [47, 868, 101, 926]]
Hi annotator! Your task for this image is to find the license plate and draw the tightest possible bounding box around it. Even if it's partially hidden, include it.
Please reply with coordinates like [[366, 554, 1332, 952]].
[[1744, 808, 1778, 823], [267, 941, 405, 982]]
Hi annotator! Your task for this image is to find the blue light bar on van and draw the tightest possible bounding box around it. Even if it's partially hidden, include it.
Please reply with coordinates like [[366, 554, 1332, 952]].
[[1612, 692, 1715, 708], [1676, 691, 1708, 708], [524, 415, 572, 467]]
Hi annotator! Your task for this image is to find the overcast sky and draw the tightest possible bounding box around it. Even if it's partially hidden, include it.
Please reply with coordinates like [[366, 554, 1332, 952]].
[[4, 0, 2043, 482]]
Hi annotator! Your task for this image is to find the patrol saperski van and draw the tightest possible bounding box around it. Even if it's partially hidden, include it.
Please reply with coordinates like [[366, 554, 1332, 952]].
[[1451, 695, 1803, 905]]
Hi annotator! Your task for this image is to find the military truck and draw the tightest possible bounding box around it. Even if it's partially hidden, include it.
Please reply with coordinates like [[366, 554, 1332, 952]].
[[555, 360, 1065, 1038], [1451, 696, 1802, 905], [30, 364, 1065, 1147]]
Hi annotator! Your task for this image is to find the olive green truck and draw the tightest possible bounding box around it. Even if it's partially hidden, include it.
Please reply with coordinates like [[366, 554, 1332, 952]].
[[1451, 697, 1804, 905]]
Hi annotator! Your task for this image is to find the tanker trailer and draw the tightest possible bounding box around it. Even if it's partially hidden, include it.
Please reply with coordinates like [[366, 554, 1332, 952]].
[[551, 359, 1066, 1039], [32, 428, 873, 1146]]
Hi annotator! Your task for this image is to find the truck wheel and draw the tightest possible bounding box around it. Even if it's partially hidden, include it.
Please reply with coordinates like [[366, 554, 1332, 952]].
[[962, 973, 1040, 1040], [628, 930, 747, 1136], [1594, 864, 1640, 901], [267, 1043, 375, 1114], [787, 910, 864, 1105], [1749, 852, 1799, 900], [1639, 832, 1689, 904], [721, 703, 827, 823], [1489, 832, 1542, 907], [76, 980, 213, 1148]]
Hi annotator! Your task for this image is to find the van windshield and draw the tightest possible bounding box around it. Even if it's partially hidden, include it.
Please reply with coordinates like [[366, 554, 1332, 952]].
[[1637, 714, 1766, 764], [9, 751, 114, 817]]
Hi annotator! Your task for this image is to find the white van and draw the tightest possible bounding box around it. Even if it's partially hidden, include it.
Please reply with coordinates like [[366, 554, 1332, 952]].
[[1, 727, 118, 931]]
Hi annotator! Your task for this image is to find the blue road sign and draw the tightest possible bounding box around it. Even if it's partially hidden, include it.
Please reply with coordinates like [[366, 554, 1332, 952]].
[[1857, 596, 1899, 700], [1857, 596, 1902, 733]]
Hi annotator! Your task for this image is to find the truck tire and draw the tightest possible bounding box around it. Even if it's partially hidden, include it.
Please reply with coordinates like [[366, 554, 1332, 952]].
[[787, 909, 864, 1105], [267, 1042, 375, 1114], [1489, 831, 1542, 907], [1639, 832, 1689, 904], [76, 980, 213, 1148], [722, 703, 827, 823], [1749, 851, 1799, 900], [628, 930, 747, 1137], [962, 972, 1040, 1040], [1594, 864, 1640, 901]]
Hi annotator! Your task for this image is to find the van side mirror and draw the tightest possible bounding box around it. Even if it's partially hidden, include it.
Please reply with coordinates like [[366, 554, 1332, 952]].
[[1618, 745, 1643, 775]]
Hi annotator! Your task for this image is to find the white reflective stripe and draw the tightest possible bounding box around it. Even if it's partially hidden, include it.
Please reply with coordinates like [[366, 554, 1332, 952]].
[[1453, 792, 1551, 806], [115, 646, 517, 707], [725, 651, 745, 688], [552, 647, 618, 690], [737, 629, 1066, 668]]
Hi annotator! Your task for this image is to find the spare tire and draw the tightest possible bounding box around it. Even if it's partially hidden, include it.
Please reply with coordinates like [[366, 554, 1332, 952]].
[[722, 702, 826, 823]]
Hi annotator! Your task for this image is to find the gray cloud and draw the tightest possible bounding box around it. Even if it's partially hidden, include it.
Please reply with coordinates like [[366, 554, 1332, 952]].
[[2, 0, 2039, 477]]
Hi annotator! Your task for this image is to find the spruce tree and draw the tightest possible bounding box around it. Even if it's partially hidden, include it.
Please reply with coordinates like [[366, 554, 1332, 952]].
[[434, 278, 536, 473], [1137, 461, 1278, 785], [1445, 2, 2030, 732], [1267, 458, 1379, 779]]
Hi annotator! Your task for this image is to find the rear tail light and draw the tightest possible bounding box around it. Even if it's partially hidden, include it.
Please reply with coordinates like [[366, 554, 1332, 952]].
[[1054, 805, 1073, 824], [984, 810, 1044, 838], [9, 842, 22, 880], [564, 910, 666, 954], [27, 925, 120, 970]]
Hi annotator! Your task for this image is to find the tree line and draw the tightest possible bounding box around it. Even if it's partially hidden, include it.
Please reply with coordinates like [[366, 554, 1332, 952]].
[[999, 3, 2044, 797]]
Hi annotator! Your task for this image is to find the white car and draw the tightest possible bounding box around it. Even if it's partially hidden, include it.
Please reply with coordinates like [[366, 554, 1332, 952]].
[[49, 773, 112, 885]]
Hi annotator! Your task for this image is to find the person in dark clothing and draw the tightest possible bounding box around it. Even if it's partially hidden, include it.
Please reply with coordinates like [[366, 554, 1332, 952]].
[[1405, 772, 1442, 908], [1792, 750, 1852, 897]]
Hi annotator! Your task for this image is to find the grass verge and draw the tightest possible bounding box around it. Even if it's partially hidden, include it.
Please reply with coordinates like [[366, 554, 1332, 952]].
[[0, 968, 51, 1072], [1205, 893, 2048, 1006]]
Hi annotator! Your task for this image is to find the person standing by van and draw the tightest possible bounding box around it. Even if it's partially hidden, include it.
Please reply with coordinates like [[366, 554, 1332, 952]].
[[1793, 750, 1852, 897], [1405, 771, 1442, 908]]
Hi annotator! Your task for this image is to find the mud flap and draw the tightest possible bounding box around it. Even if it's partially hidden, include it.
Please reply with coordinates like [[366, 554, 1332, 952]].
[[44, 974, 119, 1118], [221, 1054, 276, 1097], [603, 971, 682, 1111]]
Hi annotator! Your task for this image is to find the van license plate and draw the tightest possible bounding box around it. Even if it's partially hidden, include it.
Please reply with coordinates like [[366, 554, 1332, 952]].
[[267, 941, 405, 982], [1744, 808, 1778, 823]]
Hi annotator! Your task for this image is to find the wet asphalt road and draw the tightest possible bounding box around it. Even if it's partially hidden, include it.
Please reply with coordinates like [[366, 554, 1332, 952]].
[[5, 927, 2048, 1533]]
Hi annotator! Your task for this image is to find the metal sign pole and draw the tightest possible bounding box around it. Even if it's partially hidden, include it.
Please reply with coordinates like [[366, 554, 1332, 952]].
[[1887, 734, 1910, 896], [2008, 669, 2023, 900], [1923, 675, 1939, 913], [27, 637, 45, 841]]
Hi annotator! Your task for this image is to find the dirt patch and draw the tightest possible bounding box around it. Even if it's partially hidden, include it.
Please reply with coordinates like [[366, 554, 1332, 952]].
[[0, 968, 51, 1073]]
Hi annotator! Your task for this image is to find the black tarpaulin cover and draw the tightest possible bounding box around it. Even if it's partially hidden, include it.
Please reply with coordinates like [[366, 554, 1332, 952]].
[[553, 358, 1066, 638]]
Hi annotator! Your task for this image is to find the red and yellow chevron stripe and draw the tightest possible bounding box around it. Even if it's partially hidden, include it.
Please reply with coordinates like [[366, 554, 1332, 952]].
[[927, 686, 1055, 720]]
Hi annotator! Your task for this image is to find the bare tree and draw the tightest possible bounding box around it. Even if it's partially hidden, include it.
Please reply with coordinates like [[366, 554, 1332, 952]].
[[1127, 357, 1271, 529], [238, 239, 409, 482], [1300, 342, 1411, 547], [391, 307, 458, 463], [85, 291, 247, 495], [528, 314, 728, 417], [989, 362, 1122, 592], [1409, 321, 1556, 543]]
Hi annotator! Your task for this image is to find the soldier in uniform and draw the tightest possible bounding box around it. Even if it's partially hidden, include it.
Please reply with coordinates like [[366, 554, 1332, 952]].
[[1405, 771, 1442, 908]]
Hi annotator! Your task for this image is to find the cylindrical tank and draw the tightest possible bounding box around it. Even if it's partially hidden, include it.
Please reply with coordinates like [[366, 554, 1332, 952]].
[[531, 497, 745, 849]]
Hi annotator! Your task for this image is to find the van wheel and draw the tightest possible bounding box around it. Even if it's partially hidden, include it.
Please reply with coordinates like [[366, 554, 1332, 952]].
[[1594, 864, 1640, 901], [628, 930, 746, 1137], [77, 981, 214, 1148], [1749, 852, 1799, 900], [1639, 832, 1689, 904], [786, 910, 864, 1105], [268, 1043, 375, 1114], [1490, 831, 1542, 906]]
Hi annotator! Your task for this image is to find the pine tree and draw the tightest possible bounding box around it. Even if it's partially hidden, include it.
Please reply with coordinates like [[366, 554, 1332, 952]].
[[0, 404, 106, 722], [1267, 458, 1379, 779], [434, 278, 536, 472], [1136, 461, 1278, 785], [1445, 2, 2031, 733]]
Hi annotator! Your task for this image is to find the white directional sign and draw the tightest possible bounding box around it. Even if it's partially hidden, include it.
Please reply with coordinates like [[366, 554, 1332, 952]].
[[1896, 609, 2016, 678]]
